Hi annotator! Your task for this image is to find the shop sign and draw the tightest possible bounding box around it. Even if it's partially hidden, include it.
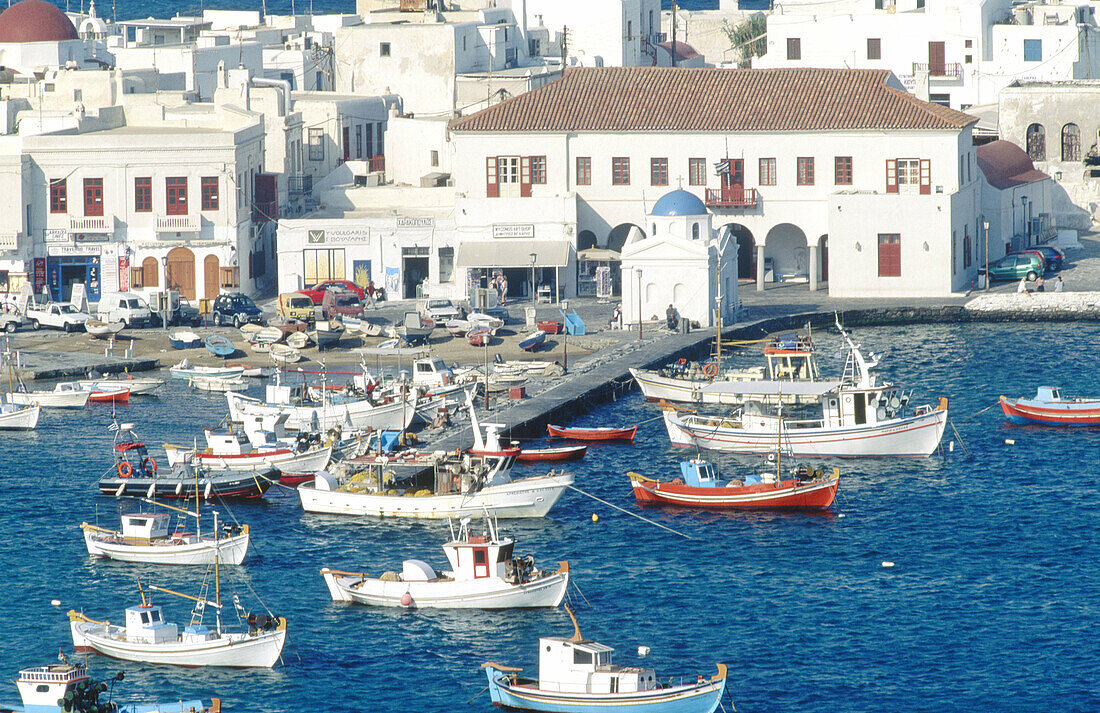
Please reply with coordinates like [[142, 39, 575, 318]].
[[307, 228, 369, 244], [33, 258, 45, 292], [48, 244, 106, 256], [492, 224, 535, 239], [396, 217, 434, 229], [44, 229, 69, 244]]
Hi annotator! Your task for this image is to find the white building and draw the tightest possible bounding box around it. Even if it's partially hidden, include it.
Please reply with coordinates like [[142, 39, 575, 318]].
[[975, 139, 1056, 262], [507, 0, 663, 68], [755, 0, 1100, 111], [621, 189, 737, 329], [449, 66, 983, 298]]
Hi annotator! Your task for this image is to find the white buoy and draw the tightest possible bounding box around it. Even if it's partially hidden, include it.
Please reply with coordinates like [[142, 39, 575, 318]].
[[881, 561, 895, 568], [204, 481, 213, 500], [949, 441, 955, 452], [838, 513, 846, 518], [1005, 439, 1015, 445], [51, 599, 61, 607], [115, 482, 125, 497], [637, 646, 650, 657], [146, 483, 156, 499]]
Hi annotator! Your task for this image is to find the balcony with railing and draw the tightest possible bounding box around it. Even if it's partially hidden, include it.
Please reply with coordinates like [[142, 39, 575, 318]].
[[288, 175, 313, 195], [69, 215, 113, 233], [367, 155, 385, 174], [641, 31, 668, 56], [252, 200, 279, 223], [705, 187, 757, 209], [156, 214, 200, 232], [912, 62, 962, 78]]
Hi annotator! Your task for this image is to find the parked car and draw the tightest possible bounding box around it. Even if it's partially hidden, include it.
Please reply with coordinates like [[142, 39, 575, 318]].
[[301, 280, 366, 304], [210, 293, 265, 327], [979, 253, 1045, 282], [25, 302, 90, 332], [418, 298, 462, 322], [0, 312, 34, 333], [97, 292, 154, 327], [1013, 250, 1048, 274], [1025, 246, 1065, 271], [278, 291, 316, 322], [324, 291, 365, 319]]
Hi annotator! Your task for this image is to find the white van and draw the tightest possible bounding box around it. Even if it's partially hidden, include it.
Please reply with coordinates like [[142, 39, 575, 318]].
[[97, 292, 154, 327]]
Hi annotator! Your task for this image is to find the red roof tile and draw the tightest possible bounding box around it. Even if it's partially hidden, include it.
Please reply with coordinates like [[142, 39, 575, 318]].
[[450, 67, 977, 133]]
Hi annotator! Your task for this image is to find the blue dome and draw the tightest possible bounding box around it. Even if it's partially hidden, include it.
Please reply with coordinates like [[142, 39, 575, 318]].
[[650, 189, 707, 217]]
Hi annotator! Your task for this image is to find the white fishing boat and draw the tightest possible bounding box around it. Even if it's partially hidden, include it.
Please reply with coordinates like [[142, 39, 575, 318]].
[[7, 661, 217, 713], [270, 344, 302, 365], [169, 360, 245, 381], [82, 505, 249, 566], [310, 319, 345, 349], [77, 376, 164, 395], [7, 382, 90, 409], [226, 379, 417, 432], [189, 375, 248, 392], [297, 394, 572, 519], [321, 516, 568, 608], [163, 423, 333, 476], [0, 401, 40, 429], [286, 331, 311, 349]]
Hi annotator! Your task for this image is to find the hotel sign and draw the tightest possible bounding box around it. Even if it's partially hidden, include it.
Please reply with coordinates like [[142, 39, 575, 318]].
[[307, 228, 369, 244], [492, 224, 535, 239]]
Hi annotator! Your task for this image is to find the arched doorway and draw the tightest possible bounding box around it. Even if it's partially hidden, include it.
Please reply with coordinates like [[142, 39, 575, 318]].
[[607, 223, 645, 252], [764, 224, 809, 284], [204, 254, 220, 300], [166, 246, 196, 300], [720, 223, 755, 280], [577, 230, 597, 251], [141, 256, 159, 289]]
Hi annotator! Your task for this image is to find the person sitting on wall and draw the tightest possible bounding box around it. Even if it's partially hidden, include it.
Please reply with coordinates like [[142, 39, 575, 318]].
[[666, 304, 679, 331]]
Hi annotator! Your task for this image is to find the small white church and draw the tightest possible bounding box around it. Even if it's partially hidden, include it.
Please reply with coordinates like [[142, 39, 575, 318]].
[[620, 189, 737, 330]]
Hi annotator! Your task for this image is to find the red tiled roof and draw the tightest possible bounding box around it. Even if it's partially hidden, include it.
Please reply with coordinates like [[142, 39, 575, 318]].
[[449, 67, 977, 133], [976, 140, 1049, 190]]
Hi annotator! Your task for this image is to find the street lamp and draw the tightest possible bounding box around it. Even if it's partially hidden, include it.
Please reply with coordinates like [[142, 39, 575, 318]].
[[160, 255, 170, 332], [983, 219, 990, 292], [529, 252, 537, 308], [636, 268, 642, 340]]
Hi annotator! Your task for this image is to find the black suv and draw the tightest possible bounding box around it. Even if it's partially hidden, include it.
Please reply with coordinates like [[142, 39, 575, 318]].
[[211, 293, 265, 328]]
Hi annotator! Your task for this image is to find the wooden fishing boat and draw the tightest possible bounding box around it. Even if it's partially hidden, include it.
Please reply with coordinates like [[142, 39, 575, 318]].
[[518, 330, 547, 352], [163, 428, 333, 480], [204, 335, 235, 357], [84, 385, 130, 403], [630, 459, 839, 511], [483, 607, 727, 713], [467, 312, 505, 335], [8, 661, 217, 713], [7, 382, 89, 409], [321, 517, 568, 609], [189, 375, 247, 392], [310, 319, 345, 349], [516, 444, 587, 462], [467, 326, 491, 347], [168, 330, 202, 350], [77, 376, 164, 395], [0, 401, 40, 429], [999, 386, 1100, 426], [169, 361, 245, 381], [270, 343, 302, 365], [82, 506, 250, 565], [536, 320, 562, 335], [226, 381, 417, 432], [547, 424, 637, 441], [85, 319, 124, 340]]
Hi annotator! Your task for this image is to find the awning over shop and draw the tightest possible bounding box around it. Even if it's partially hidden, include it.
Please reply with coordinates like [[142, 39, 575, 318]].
[[456, 240, 572, 268], [577, 248, 621, 262]]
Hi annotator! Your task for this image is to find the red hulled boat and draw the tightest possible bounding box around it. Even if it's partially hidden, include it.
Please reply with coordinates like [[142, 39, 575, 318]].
[[546, 424, 636, 441], [88, 387, 130, 404], [629, 459, 839, 511], [516, 444, 587, 462], [1000, 386, 1100, 426]]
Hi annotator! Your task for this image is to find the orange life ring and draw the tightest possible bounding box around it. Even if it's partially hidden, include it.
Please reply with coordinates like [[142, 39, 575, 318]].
[[702, 362, 719, 378], [142, 457, 157, 475], [117, 461, 133, 478]]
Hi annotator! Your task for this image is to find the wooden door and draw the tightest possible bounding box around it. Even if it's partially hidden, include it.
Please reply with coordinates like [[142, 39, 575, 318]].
[[204, 254, 220, 299], [928, 42, 945, 76], [83, 178, 103, 217], [722, 159, 745, 203], [166, 246, 196, 300]]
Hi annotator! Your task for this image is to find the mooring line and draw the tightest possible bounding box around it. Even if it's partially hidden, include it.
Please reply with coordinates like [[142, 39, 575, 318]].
[[565, 485, 693, 539]]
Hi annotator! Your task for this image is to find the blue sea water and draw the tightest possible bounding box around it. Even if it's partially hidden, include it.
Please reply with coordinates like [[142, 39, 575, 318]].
[[0, 321, 1098, 712]]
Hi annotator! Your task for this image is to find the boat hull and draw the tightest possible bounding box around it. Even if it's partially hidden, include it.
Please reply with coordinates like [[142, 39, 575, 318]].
[[516, 445, 587, 462], [0, 403, 40, 429], [227, 392, 417, 432], [77, 378, 163, 395], [547, 424, 636, 441], [170, 366, 245, 381], [70, 620, 286, 668], [321, 569, 568, 609], [485, 667, 725, 713], [98, 470, 274, 499], [630, 473, 838, 511], [8, 390, 89, 409], [88, 388, 129, 403], [164, 444, 332, 475], [663, 408, 947, 457], [298, 472, 573, 519], [999, 395, 1100, 426], [629, 368, 815, 406], [83, 529, 250, 565]]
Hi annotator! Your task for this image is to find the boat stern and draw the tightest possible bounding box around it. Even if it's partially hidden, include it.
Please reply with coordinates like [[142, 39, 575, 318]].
[[320, 568, 357, 602], [662, 409, 695, 447]]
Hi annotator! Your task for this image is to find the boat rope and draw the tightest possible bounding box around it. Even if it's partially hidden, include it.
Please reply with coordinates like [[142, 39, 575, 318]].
[[564, 485, 693, 540], [964, 402, 998, 419], [464, 683, 491, 704], [570, 579, 592, 608], [949, 421, 972, 457]]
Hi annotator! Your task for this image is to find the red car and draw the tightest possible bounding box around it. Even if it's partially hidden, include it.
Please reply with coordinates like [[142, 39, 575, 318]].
[[301, 280, 366, 304]]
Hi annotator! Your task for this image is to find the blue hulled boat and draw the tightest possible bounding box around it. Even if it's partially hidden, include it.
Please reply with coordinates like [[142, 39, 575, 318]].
[[168, 330, 202, 349], [204, 334, 235, 357]]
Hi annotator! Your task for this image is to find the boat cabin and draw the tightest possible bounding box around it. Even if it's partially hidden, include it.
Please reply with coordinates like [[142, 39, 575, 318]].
[[763, 333, 819, 382], [537, 637, 656, 694], [819, 385, 907, 428], [15, 663, 90, 710], [114, 424, 157, 476], [1034, 386, 1063, 402], [120, 513, 170, 542], [181, 623, 218, 643], [441, 517, 514, 581], [264, 382, 305, 407], [680, 459, 720, 488], [412, 358, 455, 388], [125, 604, 177, 644]]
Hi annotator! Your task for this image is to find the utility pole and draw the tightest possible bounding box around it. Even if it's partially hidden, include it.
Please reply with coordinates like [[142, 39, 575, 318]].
[[561, 25, 568, 72], [671, 0, 677, 67]]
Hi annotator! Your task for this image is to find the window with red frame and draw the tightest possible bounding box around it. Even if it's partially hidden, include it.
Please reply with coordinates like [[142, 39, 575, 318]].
[[612, 157, 630, 186], [576, 157, 591, 186], [797, 157, 815, 186], [530, 156, 546, 184], [49, 179, 67, 213], [166, 177, 188, 215], [134, 177, 152, 212], [688, 158, 706, 186], [834, 156, 852, 185], [650, 158, 668, 186], [83, 178, 103, 217], [201, 177, 219, 211]]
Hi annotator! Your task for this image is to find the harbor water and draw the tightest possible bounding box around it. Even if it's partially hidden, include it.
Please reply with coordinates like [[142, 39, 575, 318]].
[[0, 322, 1096, 712]]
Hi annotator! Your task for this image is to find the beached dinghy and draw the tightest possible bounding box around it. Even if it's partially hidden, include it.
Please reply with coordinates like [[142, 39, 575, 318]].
[[321, 516, 568, 609], [518, 330, 546, 352], [85, 320, 124, 340], [482, 607, 727, 713], [999, 386, 1100, 426], [168, 330, 202, 349]]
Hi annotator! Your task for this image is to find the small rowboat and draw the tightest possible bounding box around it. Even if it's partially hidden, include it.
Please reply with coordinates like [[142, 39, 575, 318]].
[[516, 444, 587, 462], [536, 320, 562, 335], [286, 331, 311, 349], [446, 319, 472, 337], [547, 424, 637, 441], [86, 386, 130, 404], [467, 327, 491, 347], [518, 330, 546, 352], [204, 334, 235, 357], [85, 319, 124, 340], [168, 330, 202, 350], [190, 375, 248, 392], [270, 343, 302, 365], [1000, 386, 1100, 426]]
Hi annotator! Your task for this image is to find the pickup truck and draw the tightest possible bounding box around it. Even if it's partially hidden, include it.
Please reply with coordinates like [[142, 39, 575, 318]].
[[25, 302, 90, 332]]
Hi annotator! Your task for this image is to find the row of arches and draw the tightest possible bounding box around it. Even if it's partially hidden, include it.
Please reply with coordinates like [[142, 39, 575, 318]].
[[138, 247, 221, 301], [1026, 122, 1082, 162]]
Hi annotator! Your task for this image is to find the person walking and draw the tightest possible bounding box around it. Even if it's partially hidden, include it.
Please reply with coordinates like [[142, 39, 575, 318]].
[[499, 276, 509, 305], [1054, 275, 1065, 292], [364, 280, 377, 309]]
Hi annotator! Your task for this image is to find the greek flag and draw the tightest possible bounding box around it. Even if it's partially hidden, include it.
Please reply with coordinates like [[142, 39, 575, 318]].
[[714, 158, 732, 175], [107, 421, 119, 432]]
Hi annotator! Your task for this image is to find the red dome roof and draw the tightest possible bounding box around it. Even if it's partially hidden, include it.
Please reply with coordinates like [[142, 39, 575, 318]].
[[0, 0, 78, 44]]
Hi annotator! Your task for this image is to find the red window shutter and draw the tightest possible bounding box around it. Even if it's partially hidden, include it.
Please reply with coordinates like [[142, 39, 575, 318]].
[[919, 159, 931, 195], [886, 159, 898, 194], [520, 156, 532, 197], [486, 156, 498, 198]]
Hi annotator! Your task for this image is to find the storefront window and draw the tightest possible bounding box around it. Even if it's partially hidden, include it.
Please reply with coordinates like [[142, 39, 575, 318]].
[[438, 247, 454, 283], [304, 248, 346, 285]]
